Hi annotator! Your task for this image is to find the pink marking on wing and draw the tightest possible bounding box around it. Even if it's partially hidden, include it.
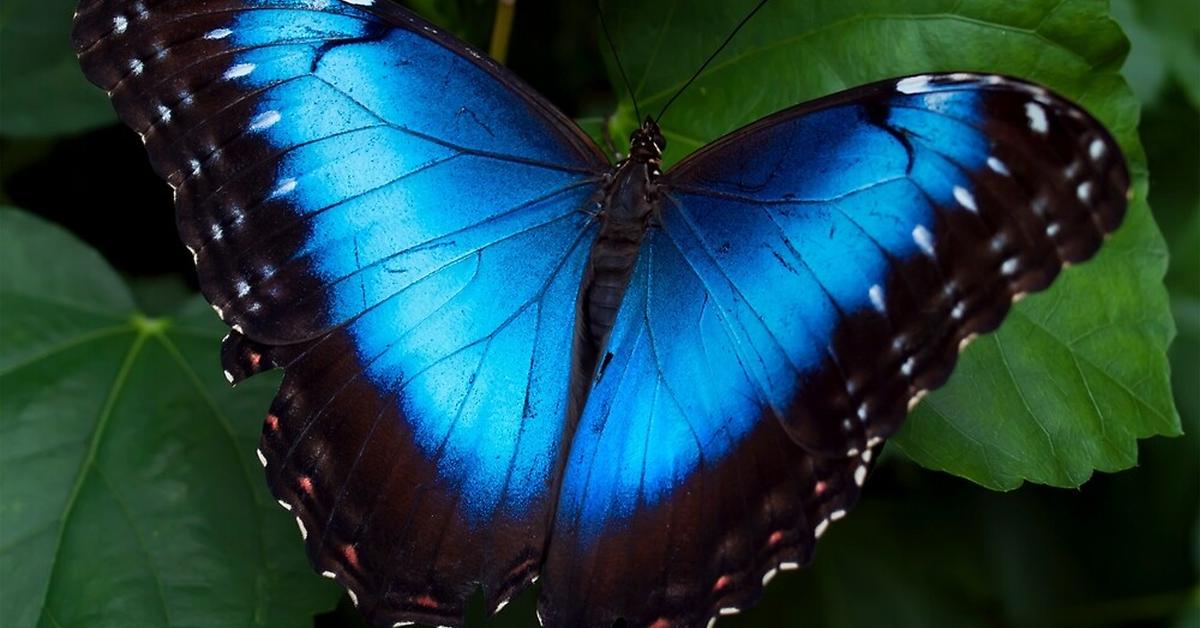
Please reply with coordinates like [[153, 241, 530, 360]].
[[343, 544, 360, 570]]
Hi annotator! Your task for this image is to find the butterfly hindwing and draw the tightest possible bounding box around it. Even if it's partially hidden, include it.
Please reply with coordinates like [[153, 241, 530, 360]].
[[540, 73, 1127, 627], [73, 0, 608, 624], [541, 230, 875, 627]]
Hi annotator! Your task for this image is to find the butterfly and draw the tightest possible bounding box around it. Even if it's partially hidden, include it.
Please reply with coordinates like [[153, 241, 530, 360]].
[[72, 0, 1128, 626]]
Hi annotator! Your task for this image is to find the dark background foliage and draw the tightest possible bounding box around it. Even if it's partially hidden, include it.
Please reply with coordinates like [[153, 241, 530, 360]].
[[0, 0, 1195, 626]]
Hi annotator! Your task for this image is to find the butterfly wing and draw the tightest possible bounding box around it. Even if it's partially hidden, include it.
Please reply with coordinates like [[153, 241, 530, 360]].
[[540, 73, 1128, 627], [73, 0, 606, 624]]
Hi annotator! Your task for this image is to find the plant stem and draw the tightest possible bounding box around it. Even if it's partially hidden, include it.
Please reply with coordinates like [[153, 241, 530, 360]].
[[489, 0, 516, 64]]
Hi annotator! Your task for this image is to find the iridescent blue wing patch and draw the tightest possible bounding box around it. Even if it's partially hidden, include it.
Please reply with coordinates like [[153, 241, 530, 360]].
[[540, 74, 1128, 627], [73, 0, 606, 624]]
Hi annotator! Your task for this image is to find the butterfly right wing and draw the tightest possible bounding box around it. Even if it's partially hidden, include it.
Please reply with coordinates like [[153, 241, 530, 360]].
[[73, 0, 608, 625], [540, 73, 1129, 628]]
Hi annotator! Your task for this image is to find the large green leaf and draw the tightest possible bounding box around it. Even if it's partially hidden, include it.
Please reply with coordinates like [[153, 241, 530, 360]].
[[596, 0, 1178, 489], [0, 0, 116, 137], [0, 209, 341, 627]]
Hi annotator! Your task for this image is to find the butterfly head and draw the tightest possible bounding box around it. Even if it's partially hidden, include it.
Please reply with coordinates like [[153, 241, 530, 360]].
[[629, 117, 666, 165]]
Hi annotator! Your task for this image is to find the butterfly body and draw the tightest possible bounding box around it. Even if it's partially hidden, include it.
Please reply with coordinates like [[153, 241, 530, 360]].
[[72, 1, 1129, 626], [572, 120, 667, 414]]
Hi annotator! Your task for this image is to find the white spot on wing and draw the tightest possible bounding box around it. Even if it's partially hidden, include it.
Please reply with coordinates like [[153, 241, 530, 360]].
[[156, 104, 171, 123], [987, 156, 1010, 175], [113, 16, 128, 34], [129, 59, 144, 75], [912, 224, 935, 256], [1025, 101, 1048, 134], [719, 607, 740, 616], [272, 178, 297, 197], [255, 448, 267, 467], [495, 598, 510, 613], [223, 369, 234, 383], [1046, 222, 1061, 237], [295, 516, 308, 540], [990, 234, 1007, 253], [830, 509, 846, 521], [1001, 258, 1020, 276], [343, 0, 374, 4], [854, 465, 867, 486], [223, 63, 256, 79], [205, 27, 233, 39], [868, 284, 886, 313], [780, 561, 799, 571], [321, 571, 336, 579], [814, 519, 830, 538], [347, 589, 358, 607], [953, 186, 978, 212], [762, 568, 778, 585], [1089, 138, 1106, 160], [896, 75, 932, 94], [277, 499, 292, 511], [250, 110, 281, 131], [901, 356, 916, 377], [1077, 181, 1093, 202]]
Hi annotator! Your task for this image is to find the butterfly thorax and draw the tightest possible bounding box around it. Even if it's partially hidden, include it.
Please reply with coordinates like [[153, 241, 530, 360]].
[[602, 119, 665, 228], [567, 119, 666, 421]]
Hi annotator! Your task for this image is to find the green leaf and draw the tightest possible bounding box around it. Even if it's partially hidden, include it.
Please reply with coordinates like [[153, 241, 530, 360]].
[[596, 0, 1179, 489], [0, 0, 116, 137], [0, 209, 340, 627], [1123, 0, 1200, 108]]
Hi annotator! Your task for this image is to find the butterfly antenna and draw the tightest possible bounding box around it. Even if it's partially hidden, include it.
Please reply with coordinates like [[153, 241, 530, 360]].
[[597, 1, 642, 122], [656, 0, 768, 123]]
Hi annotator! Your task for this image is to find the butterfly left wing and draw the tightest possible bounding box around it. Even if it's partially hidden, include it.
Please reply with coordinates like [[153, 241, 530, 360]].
[[540, 73, 1128, 627], [73, 1, 608, 625]]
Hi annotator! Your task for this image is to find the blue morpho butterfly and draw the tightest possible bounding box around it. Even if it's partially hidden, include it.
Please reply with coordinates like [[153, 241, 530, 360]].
[[73, 0, 1129, 626]]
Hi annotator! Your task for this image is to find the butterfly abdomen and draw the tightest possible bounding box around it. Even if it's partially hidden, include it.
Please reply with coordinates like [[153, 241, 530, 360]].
[[584, 229, 643, 337], [566, 151, 663, 422]]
